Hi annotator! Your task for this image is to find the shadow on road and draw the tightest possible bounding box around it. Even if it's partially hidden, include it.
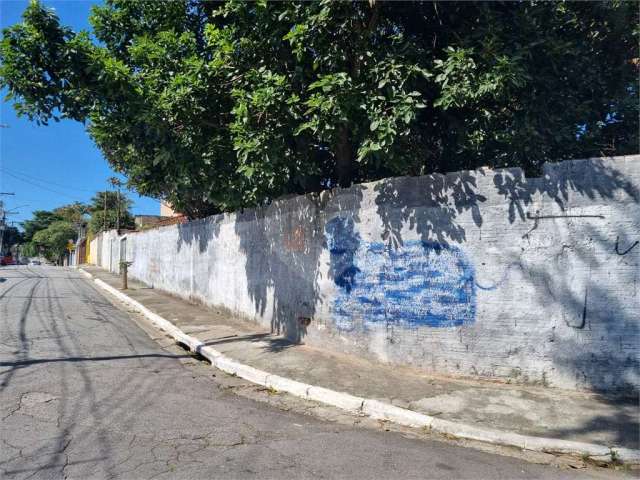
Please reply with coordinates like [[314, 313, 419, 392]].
[[0, 352, 191, 369]]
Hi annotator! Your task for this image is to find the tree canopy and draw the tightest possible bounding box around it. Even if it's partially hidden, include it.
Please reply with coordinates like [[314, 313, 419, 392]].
[[1, 1, 637, 218], [0, 226, 22, 255], [21, 210, 61, 244], [53, 202, 90, 225], [20, 208, 78, 260], [31, 220, 77, 262], [87, 191, 134, 234], [17, 194, 133, 260]]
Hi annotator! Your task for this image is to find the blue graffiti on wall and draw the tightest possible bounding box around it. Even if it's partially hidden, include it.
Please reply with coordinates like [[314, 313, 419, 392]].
[[325, 217, 476, 330]]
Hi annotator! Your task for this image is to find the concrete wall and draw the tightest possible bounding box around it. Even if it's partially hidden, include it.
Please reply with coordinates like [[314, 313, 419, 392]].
[[90, 230, 123, 274], [91, 155, 640, 392]]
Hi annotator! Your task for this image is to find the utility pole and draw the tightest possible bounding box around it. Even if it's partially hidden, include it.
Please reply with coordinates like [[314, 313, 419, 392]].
[[10, 221, 21, 263], [0, 193, 15, 257], [0, 200, 5, 257], [0, 125, 11, 256], [107, 177, 122, 231], [117, 185, 120, 231], [0, 206, 24, 260]]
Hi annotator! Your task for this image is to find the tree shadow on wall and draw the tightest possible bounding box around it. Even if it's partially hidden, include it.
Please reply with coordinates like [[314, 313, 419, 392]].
[[510, 221, 639, 447], [374, 157, 638, 250], [176, 216, 222, 254], [491, 158, 639, 397], [493, 158, 639, 224], [544, 221, 639, 394], [374, 170, 486, 249], [234, 187, 364, 342], [369, 157, 639, 396]]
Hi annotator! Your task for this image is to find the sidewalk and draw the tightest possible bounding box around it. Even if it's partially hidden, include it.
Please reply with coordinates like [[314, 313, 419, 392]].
[[80, 265, 638, 457]]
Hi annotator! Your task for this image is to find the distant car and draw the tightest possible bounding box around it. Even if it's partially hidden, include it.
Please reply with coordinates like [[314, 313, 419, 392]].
[[29, 259, 41, 266], [1, 256, 16, 266]]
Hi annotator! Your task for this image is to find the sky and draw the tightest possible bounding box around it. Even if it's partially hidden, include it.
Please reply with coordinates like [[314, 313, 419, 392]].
[[0, 0, 160, 227]]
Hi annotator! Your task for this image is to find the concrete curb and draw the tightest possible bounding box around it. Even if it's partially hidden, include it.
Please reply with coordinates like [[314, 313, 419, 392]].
[[81, 268, 639, 466]]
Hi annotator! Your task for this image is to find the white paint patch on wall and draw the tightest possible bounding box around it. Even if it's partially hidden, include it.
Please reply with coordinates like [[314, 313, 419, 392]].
[[90, 155, 640, 392]]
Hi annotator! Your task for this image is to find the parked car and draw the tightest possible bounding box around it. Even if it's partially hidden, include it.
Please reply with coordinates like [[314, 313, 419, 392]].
[[28, 259, 41, 266], [0, 256, 16, 266]]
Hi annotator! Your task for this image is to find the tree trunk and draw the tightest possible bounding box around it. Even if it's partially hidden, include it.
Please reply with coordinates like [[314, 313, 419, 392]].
[[335, 126, 354, 188]]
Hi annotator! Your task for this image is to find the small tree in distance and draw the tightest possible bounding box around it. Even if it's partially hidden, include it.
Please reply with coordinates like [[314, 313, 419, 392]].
[[32, 221, 77, 263], [88, 191, 134, 234]]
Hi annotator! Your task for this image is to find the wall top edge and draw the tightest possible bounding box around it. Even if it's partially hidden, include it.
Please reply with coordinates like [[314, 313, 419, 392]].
[[91, 154, 638, 237]]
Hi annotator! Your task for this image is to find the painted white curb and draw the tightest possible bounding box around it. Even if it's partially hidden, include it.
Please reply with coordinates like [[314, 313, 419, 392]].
[[362, 399, 433, 429], [307, 386, 364, 413], [82, 268, 639, 465], [79, 269, 93, 279], [266, 375, 312, 399]]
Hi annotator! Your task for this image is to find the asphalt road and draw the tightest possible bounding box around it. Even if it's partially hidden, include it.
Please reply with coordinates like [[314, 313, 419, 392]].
[[0, 266, 622, 479]]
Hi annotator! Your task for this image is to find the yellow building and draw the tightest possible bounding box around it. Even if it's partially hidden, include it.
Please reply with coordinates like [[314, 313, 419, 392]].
[[86, 231, 96, 265]]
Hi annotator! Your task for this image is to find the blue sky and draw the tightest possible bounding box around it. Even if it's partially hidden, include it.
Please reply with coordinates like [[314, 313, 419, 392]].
[[0, 0, 159, 226]]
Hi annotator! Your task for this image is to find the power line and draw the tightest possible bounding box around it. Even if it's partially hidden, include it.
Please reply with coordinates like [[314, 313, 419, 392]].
[[0, 167, 96, 193], [0, 170, 85, 202]]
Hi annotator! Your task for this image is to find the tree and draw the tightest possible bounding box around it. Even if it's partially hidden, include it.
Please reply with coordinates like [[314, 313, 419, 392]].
[[53, 202, 89, 225], [1, 1, 637, 218], [87, 190, 134, 234], [19, 203, 88, 259], [19, 242, 39, 259], [31, 220, 77, 262], [21, 210, 61, 243], [0, 226, 22, 255]]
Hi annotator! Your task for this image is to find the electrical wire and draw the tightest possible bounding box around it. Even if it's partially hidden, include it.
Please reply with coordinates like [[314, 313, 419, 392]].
[[0, 167, 97, 193], [0, 170, 86, 202]]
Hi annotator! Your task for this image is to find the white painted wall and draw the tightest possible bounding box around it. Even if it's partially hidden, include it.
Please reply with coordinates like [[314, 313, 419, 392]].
[[91, 155, 640, 392]]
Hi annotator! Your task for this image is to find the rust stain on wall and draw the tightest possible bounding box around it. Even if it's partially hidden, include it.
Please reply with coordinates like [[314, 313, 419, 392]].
[[284, 225, 306, 252]]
